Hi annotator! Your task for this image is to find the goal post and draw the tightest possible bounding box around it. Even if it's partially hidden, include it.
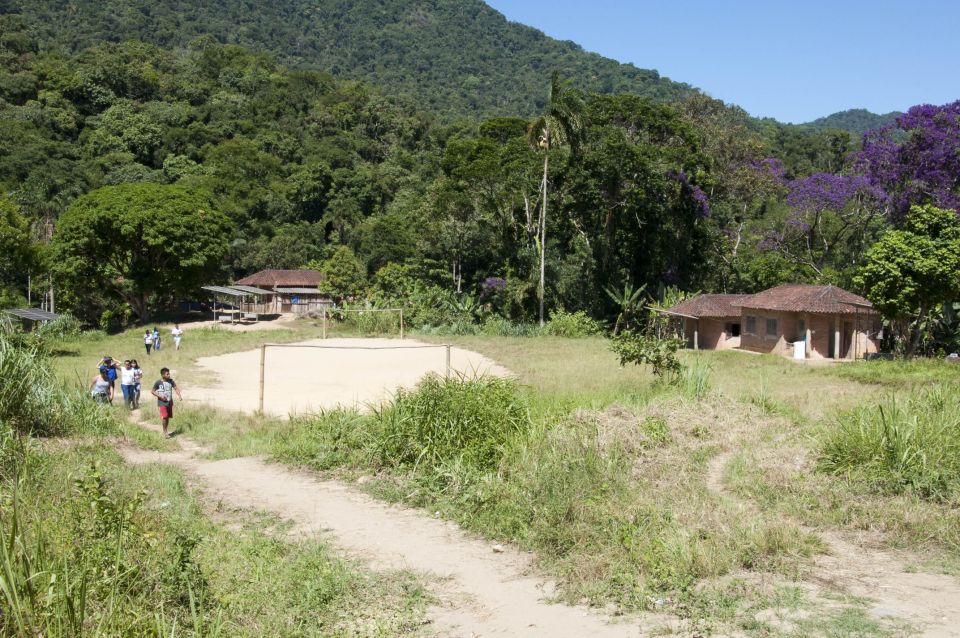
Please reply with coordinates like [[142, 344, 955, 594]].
[[257, 341, 452, 414]]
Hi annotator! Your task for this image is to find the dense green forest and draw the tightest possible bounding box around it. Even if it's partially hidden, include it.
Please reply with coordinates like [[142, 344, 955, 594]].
[[801, 108, 901, 135], [0, 0, 697, 120], [0, 6, 956, 351]]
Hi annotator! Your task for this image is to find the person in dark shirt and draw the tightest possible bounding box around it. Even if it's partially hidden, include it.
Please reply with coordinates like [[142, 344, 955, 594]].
[[150, 367, 183, 438]]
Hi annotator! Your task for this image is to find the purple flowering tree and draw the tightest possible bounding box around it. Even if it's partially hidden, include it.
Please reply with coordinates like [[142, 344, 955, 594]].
[[765, 173, 886, 276], [856, 101, 960, 223]]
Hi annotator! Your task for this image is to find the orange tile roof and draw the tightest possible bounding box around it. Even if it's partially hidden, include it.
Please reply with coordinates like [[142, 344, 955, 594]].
[[235, 269, 324, 287], [667, 294, 749, 318], [737, 284, 876, 315]]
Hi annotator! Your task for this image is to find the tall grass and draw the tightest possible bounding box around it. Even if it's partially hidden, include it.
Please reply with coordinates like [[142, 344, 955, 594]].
[[376, 374, 529, 471], [681, 358, 712, 400], [0, 334, 115, 437], [820, 388, 960, 503]]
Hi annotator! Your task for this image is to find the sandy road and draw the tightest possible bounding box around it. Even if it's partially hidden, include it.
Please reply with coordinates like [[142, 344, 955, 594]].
[[120, 420, 649, 637]]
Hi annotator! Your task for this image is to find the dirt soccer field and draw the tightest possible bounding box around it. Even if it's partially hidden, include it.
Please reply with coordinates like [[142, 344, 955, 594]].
[[190, 337, 511, 416]]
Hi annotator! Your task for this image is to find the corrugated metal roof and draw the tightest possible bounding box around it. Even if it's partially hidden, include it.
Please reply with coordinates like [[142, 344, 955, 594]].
[[229, 285, 274, 295], [202, 285, 246, 297], [274, 287, 329, 295], [5, 308, 60, 321]]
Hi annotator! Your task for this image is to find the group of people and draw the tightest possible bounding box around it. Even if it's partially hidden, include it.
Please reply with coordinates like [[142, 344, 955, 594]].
[[143, 324, 184, 355], [91, 339, 184, 438]]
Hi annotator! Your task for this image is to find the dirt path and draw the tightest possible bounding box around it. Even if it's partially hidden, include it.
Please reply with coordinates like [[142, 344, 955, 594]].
[[707, 452, 960, 637], [119, 418, 648, 637]]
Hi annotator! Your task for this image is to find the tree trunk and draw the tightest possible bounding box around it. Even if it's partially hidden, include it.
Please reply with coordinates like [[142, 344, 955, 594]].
[[539, 153, 548, 328]]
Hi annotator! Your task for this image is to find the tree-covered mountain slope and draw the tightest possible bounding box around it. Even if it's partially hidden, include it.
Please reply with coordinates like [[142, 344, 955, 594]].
[[801, 108, 901, 134], [0, 0, 696, 120]]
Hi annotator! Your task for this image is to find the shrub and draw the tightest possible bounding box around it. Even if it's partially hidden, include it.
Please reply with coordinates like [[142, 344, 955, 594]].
[[609, 331, 684, 379], [479, 316, 541, 337], [376, 375, 530, 472], [819, 389, 960, 503], [543, 310, 603, 337]]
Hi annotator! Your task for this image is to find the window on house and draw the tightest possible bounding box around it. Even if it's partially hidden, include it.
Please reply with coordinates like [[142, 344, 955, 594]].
[[766, 317, 779, 338], [745, 315, 756, 335]]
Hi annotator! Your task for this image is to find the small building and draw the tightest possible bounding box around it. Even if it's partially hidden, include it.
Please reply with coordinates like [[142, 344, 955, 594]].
[[234, 269, 330, 314], [664, 294, 749, 350], [736, 284, 880, 360], [666, 284, 882, 360]]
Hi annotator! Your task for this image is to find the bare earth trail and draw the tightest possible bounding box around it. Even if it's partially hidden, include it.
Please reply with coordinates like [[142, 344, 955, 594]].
[[120, 419, 649, 638], [706, 453, 960, 637]]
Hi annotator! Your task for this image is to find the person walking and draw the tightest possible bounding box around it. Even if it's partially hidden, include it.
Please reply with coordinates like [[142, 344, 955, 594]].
[[131, 359, 143, 409], [90, 368, 113, 404], [151, 367, 182, 438], [96, 356, 120, 393], [119, 360, 137, 410], [152, 327, 161, 352], [144, 330, 153, 356], [171, 324, 184, 351]]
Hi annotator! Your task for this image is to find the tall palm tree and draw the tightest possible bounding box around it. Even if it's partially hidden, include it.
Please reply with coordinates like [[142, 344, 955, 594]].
[[528, 72, 584, 326]]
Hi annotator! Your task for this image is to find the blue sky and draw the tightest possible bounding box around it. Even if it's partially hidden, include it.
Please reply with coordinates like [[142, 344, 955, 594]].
[[484, 0, 960, 123]]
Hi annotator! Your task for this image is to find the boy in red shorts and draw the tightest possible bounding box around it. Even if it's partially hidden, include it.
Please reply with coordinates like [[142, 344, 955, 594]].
[[150, 367, 183, 438]]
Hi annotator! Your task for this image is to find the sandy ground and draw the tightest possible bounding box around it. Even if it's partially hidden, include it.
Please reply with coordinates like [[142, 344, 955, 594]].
[[191, 338, 511, 416], [706, 452, 960, 637], [119, 420, 651, 637]]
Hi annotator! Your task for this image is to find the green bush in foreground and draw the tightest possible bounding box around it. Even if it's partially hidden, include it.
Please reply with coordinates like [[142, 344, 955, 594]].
[[542, 310, 604, 337], [376, 375, 530, 472], [819, 389, 960, 503]]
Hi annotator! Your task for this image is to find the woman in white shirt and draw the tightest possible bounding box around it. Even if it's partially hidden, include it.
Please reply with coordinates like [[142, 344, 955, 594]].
[[171, 324, 184, 350]]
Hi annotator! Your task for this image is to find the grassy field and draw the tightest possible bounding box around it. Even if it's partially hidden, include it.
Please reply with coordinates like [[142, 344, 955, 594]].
[[43, 324, 960, 635], [2, 330, 430, 637]]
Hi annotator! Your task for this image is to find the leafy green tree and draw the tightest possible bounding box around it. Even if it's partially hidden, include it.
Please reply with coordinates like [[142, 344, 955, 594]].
[[314, 246, 367, 303], [857, 205, 960, 355], [528, 72, 584, 326], [52, 183, 231, 322], [0, 195, 38, 307]]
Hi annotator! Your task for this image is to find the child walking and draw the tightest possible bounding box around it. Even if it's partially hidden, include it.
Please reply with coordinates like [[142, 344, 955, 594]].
[[150, 367, 182, 438]]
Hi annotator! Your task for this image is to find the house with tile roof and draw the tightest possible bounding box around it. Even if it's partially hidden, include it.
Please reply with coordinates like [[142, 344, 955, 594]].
[[666, 284, 882, 360], [665, 294, 749, 351], [234, 269, 330, 314]]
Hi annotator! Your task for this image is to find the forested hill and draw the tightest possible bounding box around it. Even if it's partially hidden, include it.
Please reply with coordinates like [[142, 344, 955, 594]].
[[0, 0, 696, 120], [800, 109, 901, 135]]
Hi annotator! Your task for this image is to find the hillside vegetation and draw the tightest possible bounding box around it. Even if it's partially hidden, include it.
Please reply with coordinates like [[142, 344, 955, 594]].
[[801, 108, 901, 134], [0, 0, 695, 120]]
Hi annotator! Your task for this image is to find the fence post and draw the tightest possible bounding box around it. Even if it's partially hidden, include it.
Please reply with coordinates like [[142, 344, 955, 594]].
[[399, 309, 404, 340], [322, 307, 327, 339], [259, 344, 266, 414], [445, 344, 451, 378]]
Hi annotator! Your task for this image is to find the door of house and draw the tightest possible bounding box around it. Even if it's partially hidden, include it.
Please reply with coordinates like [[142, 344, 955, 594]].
[[827, 320, 836, 358], [842, 321, 853, 359]]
